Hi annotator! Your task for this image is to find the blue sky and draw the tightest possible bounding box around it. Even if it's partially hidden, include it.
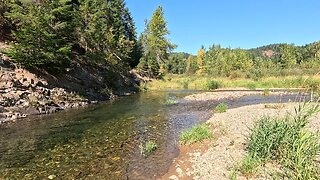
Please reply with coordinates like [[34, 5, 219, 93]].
[[126, 0, 320, 54]]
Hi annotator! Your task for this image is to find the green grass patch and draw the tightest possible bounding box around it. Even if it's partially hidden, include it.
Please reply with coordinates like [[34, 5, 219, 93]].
[[140, 141, 157, 156], [165, 98, 178, 105], [180, 124, 212, 145], [234, 103, 320, 179], [246, 82, 257, 90], [214, 103, 228, 113]]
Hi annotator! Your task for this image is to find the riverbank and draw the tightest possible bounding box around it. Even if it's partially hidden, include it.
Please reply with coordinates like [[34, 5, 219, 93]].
[[162, 91, 317, 180], [145, 74, 320, 91], [0, 44, 140, 124]]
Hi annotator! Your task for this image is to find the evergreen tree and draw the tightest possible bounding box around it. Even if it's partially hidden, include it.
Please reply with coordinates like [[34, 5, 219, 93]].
[[148, 6, 175, 65], [137, 6, 175, 77], [78, 0, 139, 67], [8, 0, 79, 69], [0, 0, 13, 41]]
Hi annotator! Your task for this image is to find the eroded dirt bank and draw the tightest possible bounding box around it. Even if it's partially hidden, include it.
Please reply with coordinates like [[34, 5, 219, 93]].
[[0, 45, 139, 124]]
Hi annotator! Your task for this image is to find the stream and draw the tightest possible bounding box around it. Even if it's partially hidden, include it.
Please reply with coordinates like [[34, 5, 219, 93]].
[[0, 91, 308, 179]]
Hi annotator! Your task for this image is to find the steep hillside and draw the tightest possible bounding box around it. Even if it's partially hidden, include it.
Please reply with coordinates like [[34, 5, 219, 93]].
[[0, 43, 139, 123]]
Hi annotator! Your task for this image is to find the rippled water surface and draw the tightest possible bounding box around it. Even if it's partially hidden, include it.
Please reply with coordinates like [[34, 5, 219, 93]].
[[0, 91, 308, 179]]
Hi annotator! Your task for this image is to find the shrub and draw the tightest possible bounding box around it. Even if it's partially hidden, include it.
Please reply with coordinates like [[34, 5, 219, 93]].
[[180, 124, 212, 145], [263, 89, 270, 96], [229, 70, 246, 79], [205, 80, 221, 90], [214, 103, 228, 113]]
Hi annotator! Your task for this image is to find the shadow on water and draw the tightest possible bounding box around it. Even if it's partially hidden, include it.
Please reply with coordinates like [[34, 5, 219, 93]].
[[0, 91, 310, 179]]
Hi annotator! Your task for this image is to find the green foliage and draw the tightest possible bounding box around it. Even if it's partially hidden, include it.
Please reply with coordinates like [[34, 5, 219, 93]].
[[263, 88, 270, 96], [246, 83, 257, 90], [205, 80, 221, 90], [214, 103, 228, 113], [179, 80, 189, 89], [140, 140, 157, 156], [7, 0, 77, 68], [6, 0, 140, 71], [137, 6, 176, 77], [180, 124, 212, 145], [160, 41, 320, 79], [235, 103, 320, 179], [78, 0, 138, 66], [277, 44, 300, 68], [165, 96, 178, 105], [0, 0, 14, 41]]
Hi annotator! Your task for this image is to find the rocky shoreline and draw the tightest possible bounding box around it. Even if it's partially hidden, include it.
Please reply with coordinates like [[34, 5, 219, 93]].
[[0, 46, 140, 124], [0, 61, 95, 123]]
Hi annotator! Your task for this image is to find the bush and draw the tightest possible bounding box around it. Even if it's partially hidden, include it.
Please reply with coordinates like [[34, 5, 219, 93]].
[[263, 88, 270, 96], [229, 70, 246, 79], [180, 124, 212, 145], [214, 103, 228, 113], [236, 103, 320, 179], [205, 80, 221, 90]]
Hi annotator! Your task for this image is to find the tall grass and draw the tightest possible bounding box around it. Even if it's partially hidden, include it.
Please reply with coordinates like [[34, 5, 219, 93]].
[[145, 74, 320, 91], [235, 103, 320, 179]]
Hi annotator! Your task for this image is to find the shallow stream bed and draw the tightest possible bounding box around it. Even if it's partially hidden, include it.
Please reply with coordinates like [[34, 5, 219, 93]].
[[0, 91, 309, 179]]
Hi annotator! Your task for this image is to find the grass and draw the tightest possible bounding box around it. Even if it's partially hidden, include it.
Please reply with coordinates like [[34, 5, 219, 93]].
[[144, 74, 320, 91], [214, 103, 228, 113], [180, 123, 212, 145], [140, 141, 157, 156], [233, 103, 320, 179], [264, 103, 285, 109], [165, 98, 178, 105], [263, 88, 270, 96]]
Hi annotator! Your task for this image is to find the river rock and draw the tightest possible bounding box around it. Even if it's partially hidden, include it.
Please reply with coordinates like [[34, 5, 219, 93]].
[[0, 106, 5, 113], [176, 167, 184, 177], [169, 175, 179, 180]]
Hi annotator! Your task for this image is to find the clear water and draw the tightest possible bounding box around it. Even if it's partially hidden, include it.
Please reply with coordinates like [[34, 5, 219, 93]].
[[0, 91, 308, 179], [0, 91, 209, 179]]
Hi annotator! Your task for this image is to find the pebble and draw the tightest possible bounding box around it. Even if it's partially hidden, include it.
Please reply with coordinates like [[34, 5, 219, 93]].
[[176, 167, 184, 177], [169, 175, 179, 180], [48, 175, 56, 179]]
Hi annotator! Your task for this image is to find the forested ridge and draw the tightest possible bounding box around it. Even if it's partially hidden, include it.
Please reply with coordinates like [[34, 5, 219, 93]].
[[163, 42, 320, 79]]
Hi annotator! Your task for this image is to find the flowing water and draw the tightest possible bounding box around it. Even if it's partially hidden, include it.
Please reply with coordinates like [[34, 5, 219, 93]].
[[0, 91, 309, 179]]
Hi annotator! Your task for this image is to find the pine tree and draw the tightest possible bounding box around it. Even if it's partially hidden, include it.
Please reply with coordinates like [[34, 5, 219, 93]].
[[148, 6, 175, 65], [0, 0, 13, 41], [78, 0, 139, 67], [138, 6, 175, 77], [8, 0, 79, 69]]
